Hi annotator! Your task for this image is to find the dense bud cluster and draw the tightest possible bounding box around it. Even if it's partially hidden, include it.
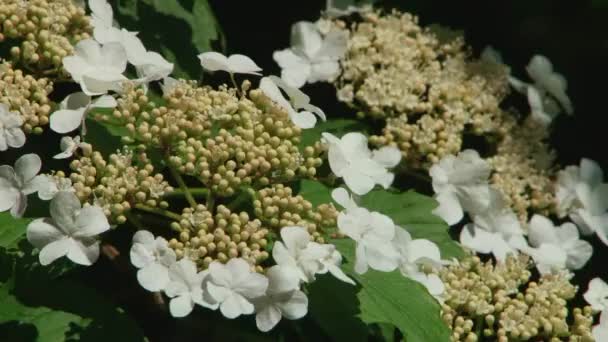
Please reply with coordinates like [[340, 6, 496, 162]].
[[440, 254, 594, 341], [333, 10, 557, 221], [68, 147, 173, 224], [107, 80, 325, 198], [170, 204, 270, 271], [0, 61, 53, 133], [0, 0, 91, 71], [254, 184, 338, 242]]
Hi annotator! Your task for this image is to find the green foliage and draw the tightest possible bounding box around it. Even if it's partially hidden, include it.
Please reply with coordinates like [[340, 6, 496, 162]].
[[0, 248, 144, 342], [0, 213, 31, 250], [332, 238, 451, 342], [114, 0, 224, 79]]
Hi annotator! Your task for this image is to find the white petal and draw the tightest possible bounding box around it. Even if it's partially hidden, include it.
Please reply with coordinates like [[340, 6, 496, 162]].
[[49, 191, 81, 230], [227, 54, 262, 75], [330, 187, 356, 210], [432, 191, 463, 225], [584, 278, 608, 311], [527, 214, 558, 247], [9, 192, 27, 218], [565, 239, 593, 270], [266, 265, 300, 295], [372, 146, 402, 168], [279, 290, 308, 319], [91, 95, 117, 108], [220, 293, 254, 319], [198, 52, 229, 72], [272, 242, 298, 272], [580, 158, 603, 186], [38, 237, 71, 265], [342, 167, 375, 195], [5, 128, 26, 149], [273, 49, 310, 89], [130, 243, 155, 269], [291, 22, 322, 59], [169, 294, 194, 317], [50, 109, 86, 133], [66, 239, 100, 266], [74, 206, 110, 237], [354, 243, 368, 274], [317, 30, 348, 59], [326, 263, 355, 285], [280, 226, 311, 254], [0, 183, 18, 212], [26, 218, 64, 249], [137, 263, 170, 292], [100, 42, 128, 73], [256, 305, 282, 332], [290, 110, 317, 129], [459, 225, 494, 254], [15, 153, 41, 184], [308, 60, 339, 83]]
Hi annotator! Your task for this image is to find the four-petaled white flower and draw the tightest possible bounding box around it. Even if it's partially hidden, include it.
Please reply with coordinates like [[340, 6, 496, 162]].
[[203, 258, 268, 319], [273, 21, 347, 88], [130, 230, 177, 292], [555, 158, 608, 244], [26, 191, 110, 266], [272, 225, 354, 285], [584, 278, 608, 312], [53, 136, 83, 159], [33, 174, 74, 201], [392, 228, 445, 300], [164, 258, 210, 318], [430, 150, 492, 225], [50, 92, 117, 134], [253, 265, 308, 332], [63, 39, 128, 96], [198, 52, 262, 76], [322, 132, 401, 195], [525, 215, 592, 274], [459, 189, 525, 262], [333, 188, 400, 274], [259, 76, 326, 129], [0, 154, 43, 218], [0, 103, 25, 151]]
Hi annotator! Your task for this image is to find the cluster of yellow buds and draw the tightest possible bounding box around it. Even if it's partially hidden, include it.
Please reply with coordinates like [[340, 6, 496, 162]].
[[169, 204, 270, 272], [440, 254, 594, 341], [333, 9, 557, 221], [0, 0, 91, 71], [68, 147, 173, 224], [0, 61, 53, 133]]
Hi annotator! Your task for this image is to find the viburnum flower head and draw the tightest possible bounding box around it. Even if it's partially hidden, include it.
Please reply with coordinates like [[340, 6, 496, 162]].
[[273, 21, 347, 88], [525, 214, 592, 274], [259, 76, 326, 129], [322, 132, 401, 195], [26, 191, 110, 266], [63, 39, 128, 96], [392, 228, 445, 299], [0, 154, 43, 218], [50, 92, 117, 134], [0, 103, 25, 151], [164, 259, 210, 318], [332, 188, 400, 274], [198, 52, 262, 75], [203, 258, 269, 319], [253, 265, 308, 332], [459, 189, 525, 262], [584, 277, 608, 312], [430, 150, 492, 225], [130, 230, 177, 292], [272, 226, 354, 285]]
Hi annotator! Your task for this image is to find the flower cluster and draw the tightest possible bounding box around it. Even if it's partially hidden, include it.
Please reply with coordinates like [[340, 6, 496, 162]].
[[0, 0, 92, 71], [440, 254, 594, 341]]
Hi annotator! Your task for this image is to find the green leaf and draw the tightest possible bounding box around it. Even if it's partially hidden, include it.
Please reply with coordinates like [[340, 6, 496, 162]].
[[299, 118, 364, 150], [0, 249, 144, 342], [85, 118, 125, 158], [298, 179, 334, 207], [0, 213, 32, 250], [359, 190, 465, 259], [114, 0, 223, 79], [333, 239, 451, 342]]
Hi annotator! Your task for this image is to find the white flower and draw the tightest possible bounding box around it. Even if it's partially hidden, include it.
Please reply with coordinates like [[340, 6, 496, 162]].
[[259, 76, 326, 129], [63, 39, 128, 96], [198, 52, 262, 75], [203, 258, 268, 319], [130, 230, 177, 292], [322, 132, 401, 195], [25, 191, 110, 266], [53, 136, 83, 159], [429, 150, 492, 225], [120, 32, 173, 84], [164, 259, 210, 318], [324, 0, 372, 18], [272, 225, 354, 285], [273, 21, 347, 88], [392, 228, 445, 300], [556, 159, 608, 243], [0, 154, 42, 218], [593, 312, 608, 341], [253, 265, 308, 332], [459, 190, 525, 262], [32, 174, 74, 201], [525, 215, 592, 274], [526, 55, 573, 115], [333, 188, 400, 274], [0, 103, 25, 151], [50, 92, 117, 134], [526, 86, 562, 125], [89, 0, 124, 44], [584, 278, 608, 312]]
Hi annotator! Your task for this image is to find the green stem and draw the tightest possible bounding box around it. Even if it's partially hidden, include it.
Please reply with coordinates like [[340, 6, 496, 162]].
[[163, 188, 209, 199], [167, 163, 197, 208], [125, 211, 145, 230], [134, 204, 182, 221], [229, 73, 242, 97], [206, 190, 215, 212]]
